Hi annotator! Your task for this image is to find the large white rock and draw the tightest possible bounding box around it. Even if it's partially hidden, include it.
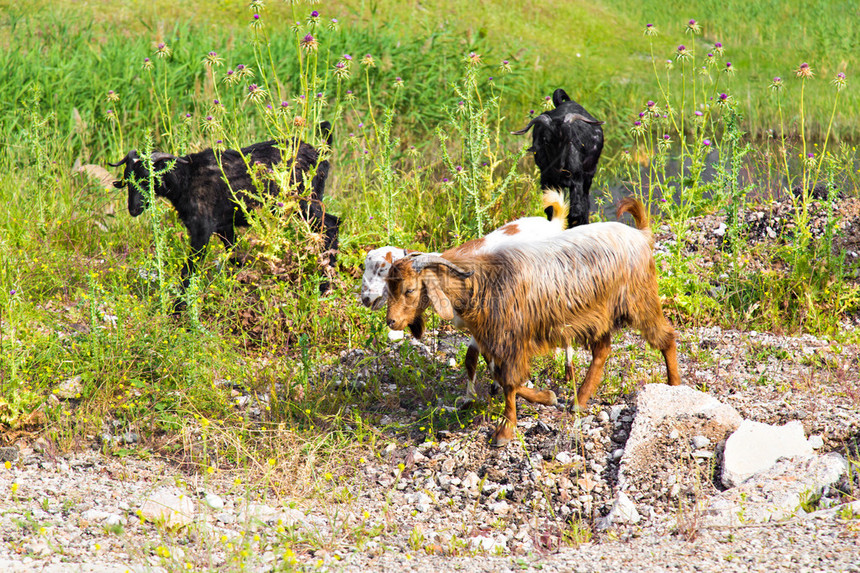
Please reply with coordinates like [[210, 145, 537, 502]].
[[703, 453, 847, 526], [140, 488, 195, 528], [722, 419, 814, 488], [618, 384, 742, 490]]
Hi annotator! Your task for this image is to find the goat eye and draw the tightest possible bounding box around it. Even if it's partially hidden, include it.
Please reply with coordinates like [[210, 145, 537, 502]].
[[405, 288, 415, 295]]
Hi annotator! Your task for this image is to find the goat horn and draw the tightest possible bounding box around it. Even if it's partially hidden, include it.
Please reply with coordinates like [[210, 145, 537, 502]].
[[150, 151, 190, 164], [410, 255, 473, 278], [511, 114, 551, 135], [107, 149, 139, 167], [564, 113, 605, 125]]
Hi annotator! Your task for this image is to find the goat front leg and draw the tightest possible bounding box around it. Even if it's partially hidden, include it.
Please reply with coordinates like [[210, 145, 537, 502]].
[[516, 386, 558, 407], [574, 333, 611, 410], [491, 362, 526, 448], [455, 340, 481, 410], [175, 234, 210, 313]]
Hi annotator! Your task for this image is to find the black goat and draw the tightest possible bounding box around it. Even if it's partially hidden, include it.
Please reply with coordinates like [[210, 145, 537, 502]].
[[513, 88, 604, 228], [109, 124, 339, 299]]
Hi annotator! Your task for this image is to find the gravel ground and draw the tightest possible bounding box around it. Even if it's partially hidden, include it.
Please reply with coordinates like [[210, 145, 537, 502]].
[[1, 324, 858, 572]]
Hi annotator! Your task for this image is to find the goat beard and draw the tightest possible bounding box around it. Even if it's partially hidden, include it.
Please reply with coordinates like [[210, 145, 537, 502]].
[[407, 315, 425, 339]]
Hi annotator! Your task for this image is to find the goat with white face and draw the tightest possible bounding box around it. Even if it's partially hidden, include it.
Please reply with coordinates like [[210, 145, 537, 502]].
[[360, 192, 573, 406], [385, 199, 681, 447]]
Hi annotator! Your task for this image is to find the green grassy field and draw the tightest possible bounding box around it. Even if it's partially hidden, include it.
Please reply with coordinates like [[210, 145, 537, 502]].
[[0, 0, 858, 533]]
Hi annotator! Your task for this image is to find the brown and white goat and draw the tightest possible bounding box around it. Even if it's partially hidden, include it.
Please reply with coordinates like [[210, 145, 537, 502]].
[[385, 198, 680, 447]]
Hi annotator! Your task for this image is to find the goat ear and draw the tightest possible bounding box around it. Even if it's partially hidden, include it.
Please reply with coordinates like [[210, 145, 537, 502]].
[[425, 276, 455, 321], [112, 180, 125, 189], [408, 315, 425, 339], [552, 88, 571, 107]]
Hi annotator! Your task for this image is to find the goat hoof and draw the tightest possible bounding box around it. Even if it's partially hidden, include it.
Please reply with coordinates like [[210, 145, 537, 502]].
[[569, 402, 586, 414], [547, 391, 558, 406], [491, 435, 511, 448]]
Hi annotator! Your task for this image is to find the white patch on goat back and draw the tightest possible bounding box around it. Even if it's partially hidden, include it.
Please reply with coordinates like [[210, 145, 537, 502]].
[[480, 216, 565, 252]]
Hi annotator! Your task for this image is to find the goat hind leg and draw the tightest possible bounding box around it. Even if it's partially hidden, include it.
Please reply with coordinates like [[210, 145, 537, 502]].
[[660, 332, 681, 387], [574, 333, 611, 409]]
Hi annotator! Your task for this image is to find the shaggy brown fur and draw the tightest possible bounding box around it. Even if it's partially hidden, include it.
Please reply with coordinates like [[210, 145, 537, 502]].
[[386, 198, 680, 447]]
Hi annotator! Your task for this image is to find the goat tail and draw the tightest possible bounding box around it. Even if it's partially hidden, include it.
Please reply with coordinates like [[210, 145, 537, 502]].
[[541, 189, 569, 231], [616, 198, 653, 243]]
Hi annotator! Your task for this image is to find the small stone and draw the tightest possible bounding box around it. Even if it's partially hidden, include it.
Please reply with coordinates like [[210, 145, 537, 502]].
[[387, 329, 404, 342], [0, 447, 18, 462], [612, 448, 624, 461], [597, 410, 609, 423], [204, 493, 224, 510], [555, 451, 572, 465], [488, 500, 510, 515], [713, 222, 727, 237], [691, 435, 711, 449], [669, 429, 680, 440], [808, 435, 824, 449], [55, 375, 83, 399]]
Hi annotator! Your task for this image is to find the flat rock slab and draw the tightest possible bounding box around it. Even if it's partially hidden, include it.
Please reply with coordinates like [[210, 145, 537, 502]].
[[721, 419, 814, 487], [618, 384, 743, 496], [703, 453, 847, 527]]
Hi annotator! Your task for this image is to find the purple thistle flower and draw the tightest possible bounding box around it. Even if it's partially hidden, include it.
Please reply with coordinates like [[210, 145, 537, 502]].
[[214, 99, 220, 105], [678, 45, 686, 51], [456, 165, 463, 172], [358, 122, 364, 128], [281, 101, 289, 107], [277, 201, 284, 207], [633, 120, 642, 126], [254, 14, 260, 20], [715, 42, 722, 48], [331, 18, 338, 24], [719, 93, 728, 100], [185, 113, 192, 118], [158, 42, 165, 49], [502, 60, 509, 65], [10, 289, 15, 295], [837, 72, 846, 79], [216, 139, 222, 144], [206, 115, 213, 121], [694, 110, 703, 116], [647, 100, 655, 107], [663, 134, 670, 140], [442, 177, 449, 183], [311, 10, 319, 17], [703, 139, 711, 146], [144, 57, 150, 62], [343, 54, 352, 61], [646, 23, 653, 27], [689, 19, 696, 26], [726, 62, 732, 68], [316, 92, 323, 98], [639, 112, 645, 117]]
